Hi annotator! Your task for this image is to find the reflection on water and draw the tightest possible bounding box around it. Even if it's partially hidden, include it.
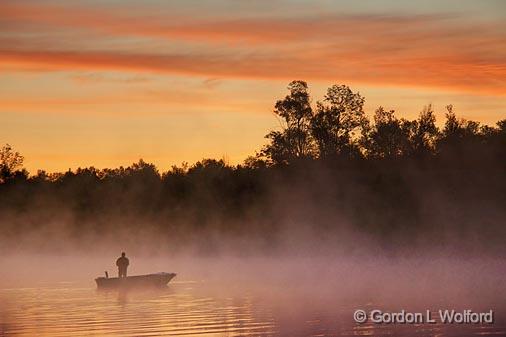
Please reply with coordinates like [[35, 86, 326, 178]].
[[0, 281, 504, 337], [0, 283, 275, 337]]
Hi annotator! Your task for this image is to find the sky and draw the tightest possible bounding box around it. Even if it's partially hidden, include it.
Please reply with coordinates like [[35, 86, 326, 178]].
[[1, 0, 505, 173]]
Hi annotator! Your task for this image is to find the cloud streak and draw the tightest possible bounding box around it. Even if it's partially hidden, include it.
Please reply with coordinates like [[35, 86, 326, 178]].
[[1, 1, 505, 94], [1, 45, 505, 95]]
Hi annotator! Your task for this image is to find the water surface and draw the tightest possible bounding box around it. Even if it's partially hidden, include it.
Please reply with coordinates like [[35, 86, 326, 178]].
[[1, 256, 505, 336], [1, 280, 505, 337]]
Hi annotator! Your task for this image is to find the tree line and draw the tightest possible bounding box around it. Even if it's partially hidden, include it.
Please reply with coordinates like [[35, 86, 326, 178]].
[[0, 81, 505, 254], [2, 80, 505, 181], [250, 81, 505, 166]]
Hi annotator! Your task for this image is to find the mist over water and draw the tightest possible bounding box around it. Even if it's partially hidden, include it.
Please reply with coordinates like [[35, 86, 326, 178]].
[[1, 164, 506, 336], [1, 251, 505, 336]]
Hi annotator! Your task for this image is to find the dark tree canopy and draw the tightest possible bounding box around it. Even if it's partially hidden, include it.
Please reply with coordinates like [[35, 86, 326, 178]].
[[262, 80, 314, 164], [311, 85, 366, 159], [0, 144, 26, 183]]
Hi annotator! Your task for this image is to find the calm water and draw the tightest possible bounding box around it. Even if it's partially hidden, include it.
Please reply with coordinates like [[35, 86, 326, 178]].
[[1, 280, 505, 337]]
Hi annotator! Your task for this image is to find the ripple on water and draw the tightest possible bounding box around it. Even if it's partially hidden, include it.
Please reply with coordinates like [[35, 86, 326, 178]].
[[0, 283, 504, 337]]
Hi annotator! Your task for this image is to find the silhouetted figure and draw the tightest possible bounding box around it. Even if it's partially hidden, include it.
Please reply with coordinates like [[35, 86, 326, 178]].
[[116, 252, 129, 278]]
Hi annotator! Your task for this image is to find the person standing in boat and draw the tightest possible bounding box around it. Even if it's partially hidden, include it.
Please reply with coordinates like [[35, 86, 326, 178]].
[[116, 252, 129, 278]]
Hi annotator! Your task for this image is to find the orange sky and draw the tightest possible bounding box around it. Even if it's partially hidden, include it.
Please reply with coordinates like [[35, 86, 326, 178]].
[[1, 0, 505, 173]]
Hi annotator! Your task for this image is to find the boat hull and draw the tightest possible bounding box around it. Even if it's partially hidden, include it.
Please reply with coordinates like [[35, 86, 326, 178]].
[[95, 272, 176, 289]]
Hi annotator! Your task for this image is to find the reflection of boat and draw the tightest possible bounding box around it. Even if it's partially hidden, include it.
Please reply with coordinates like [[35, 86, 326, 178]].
[[95, 272, 176, 289]]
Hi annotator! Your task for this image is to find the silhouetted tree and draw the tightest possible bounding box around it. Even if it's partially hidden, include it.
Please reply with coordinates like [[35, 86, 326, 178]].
[[262, 81, 314, 164], [492, 119, 506, 160], [311, 85, 366, 159], [243, 155, 268, 169], [362, 108, 411, 158], [437, 105, 483, 161], [440, 105, 480, 141], [409, 105, 438, 157], [0, 144, 26, 183]]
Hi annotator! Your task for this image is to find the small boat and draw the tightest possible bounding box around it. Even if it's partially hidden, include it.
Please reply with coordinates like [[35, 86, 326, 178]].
[[95, 272, 176, 289]]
